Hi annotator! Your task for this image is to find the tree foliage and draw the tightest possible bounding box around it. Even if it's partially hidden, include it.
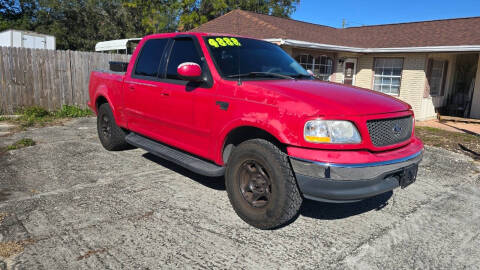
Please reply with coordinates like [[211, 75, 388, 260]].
[[179, 0, 300, 30], [0, 0, 300, 51]]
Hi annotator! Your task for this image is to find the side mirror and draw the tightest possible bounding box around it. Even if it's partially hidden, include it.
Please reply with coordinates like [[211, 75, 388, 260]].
[[177, 62, 203, 82]]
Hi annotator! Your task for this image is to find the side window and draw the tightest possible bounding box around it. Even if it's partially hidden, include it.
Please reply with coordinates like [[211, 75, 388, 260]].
[[134, 39, 168, 78], [166, 38, 202, 80]]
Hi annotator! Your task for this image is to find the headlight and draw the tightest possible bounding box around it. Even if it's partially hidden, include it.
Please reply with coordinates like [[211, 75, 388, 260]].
[[304, 120, 361, 143]]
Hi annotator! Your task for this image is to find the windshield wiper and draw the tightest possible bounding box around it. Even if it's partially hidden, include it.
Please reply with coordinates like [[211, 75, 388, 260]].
[[291, 74, 314, 80], [227, 72, 294, 80]]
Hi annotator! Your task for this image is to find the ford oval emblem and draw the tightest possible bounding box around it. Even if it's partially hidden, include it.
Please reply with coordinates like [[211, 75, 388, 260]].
[[393, 124, 402, 134]]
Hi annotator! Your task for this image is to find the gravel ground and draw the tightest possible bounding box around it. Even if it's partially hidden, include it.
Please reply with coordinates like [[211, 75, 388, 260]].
[[0, 117, 480, 269]]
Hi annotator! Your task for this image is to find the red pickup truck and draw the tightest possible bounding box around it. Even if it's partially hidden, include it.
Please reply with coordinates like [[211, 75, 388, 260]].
[[88, 32, 423, 229]]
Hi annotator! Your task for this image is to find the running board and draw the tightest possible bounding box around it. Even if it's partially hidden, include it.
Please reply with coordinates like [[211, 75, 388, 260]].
[[125, 133, 225, 177]]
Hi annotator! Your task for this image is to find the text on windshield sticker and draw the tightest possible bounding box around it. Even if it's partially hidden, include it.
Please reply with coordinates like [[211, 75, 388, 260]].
[[208, 37, 241, 48]]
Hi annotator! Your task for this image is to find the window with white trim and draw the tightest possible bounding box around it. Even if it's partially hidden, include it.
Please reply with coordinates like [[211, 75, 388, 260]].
[[373, 58, 403, 95], [427, 59, 448, 96], [295, 54, 333, 81]]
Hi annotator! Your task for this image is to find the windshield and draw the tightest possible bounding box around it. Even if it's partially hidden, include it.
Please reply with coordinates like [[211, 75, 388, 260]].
[[204, 36, 311, 80]]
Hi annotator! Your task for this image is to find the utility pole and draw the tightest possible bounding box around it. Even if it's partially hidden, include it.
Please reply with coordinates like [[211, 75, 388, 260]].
[[342, 19, 346, 28]]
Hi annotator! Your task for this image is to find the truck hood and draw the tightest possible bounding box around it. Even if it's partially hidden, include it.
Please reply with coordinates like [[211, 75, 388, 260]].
[[242, 79, 411, 116]]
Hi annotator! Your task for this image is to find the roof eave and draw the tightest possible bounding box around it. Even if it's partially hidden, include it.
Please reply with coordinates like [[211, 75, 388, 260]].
[[264, 38, 480, 53]]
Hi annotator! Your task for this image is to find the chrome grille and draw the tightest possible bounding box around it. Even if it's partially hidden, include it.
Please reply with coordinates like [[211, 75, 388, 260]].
[[367, 116, 412, 147]]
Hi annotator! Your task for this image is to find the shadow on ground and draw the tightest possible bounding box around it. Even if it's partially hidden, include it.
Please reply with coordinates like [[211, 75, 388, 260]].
[[142, 153, 226, 190], [142, 153, 392, 222], [443, 122, 480, 137]]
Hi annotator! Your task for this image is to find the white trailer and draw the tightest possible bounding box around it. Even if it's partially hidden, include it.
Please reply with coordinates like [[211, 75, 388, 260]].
[[0, 29, 55, 50], [95, 38, 141, 54]]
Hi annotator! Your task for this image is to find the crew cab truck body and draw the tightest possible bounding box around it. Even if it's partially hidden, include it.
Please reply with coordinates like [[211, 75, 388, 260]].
[[88, 32, 423, 229]]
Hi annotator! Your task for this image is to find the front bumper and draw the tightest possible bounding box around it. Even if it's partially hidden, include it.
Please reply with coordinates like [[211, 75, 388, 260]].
[[290, 149, 423, 202]]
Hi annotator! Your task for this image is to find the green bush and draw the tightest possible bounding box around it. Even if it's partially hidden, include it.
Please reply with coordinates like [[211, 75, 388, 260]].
[[55, 105, 93, 118], [4, 105, 93, 128], [6, 138, 36, 150], [20, 106, 51, 118]]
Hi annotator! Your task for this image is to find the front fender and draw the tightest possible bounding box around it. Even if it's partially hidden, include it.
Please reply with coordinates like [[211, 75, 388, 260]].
[[214, 115, 298, 165]]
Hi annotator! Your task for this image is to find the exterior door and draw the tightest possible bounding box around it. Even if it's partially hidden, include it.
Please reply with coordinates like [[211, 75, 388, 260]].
[[343, 58, 357, 85], [159, 36, 214, 159], [124, 38, 170, 138]]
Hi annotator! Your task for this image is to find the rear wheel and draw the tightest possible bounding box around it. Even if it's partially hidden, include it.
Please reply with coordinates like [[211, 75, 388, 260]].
[[225, 139, 303, 229], [97, 103, 130, 151]]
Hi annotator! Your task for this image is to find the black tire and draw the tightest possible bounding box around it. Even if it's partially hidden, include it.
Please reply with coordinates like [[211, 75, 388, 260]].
[[97, 103, 130, 151], [225, 139, 303, 229]]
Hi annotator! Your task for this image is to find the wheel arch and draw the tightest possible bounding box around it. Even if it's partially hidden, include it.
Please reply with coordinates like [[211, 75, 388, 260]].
[[220, 125, 286, 165], [95, 95, 109, 111]]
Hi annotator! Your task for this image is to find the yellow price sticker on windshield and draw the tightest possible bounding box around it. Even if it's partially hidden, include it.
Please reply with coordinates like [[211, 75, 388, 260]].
[[223, 37, 234, 46], [208, 37, 241, 48], [230, 38, 241, 46], [215, 38, 227, 46], [208, 38, 219, 48]]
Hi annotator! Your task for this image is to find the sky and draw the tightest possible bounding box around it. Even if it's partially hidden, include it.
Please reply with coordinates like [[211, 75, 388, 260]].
[[291, 0, 480, 28]]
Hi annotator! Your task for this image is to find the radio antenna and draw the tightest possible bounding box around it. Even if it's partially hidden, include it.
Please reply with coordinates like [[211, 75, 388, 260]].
[[236, 10, 241, 86]]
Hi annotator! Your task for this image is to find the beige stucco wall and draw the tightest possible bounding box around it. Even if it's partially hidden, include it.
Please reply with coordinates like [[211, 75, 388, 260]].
[[354, 55, 375, 89], [399, 54, 428, 119]]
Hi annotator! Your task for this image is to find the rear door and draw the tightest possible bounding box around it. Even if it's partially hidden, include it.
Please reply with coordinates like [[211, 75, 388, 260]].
[[123, 38, 170, 137]]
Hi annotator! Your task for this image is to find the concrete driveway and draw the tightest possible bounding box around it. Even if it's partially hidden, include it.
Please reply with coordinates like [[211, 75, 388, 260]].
[[0, 117, 479, 269]]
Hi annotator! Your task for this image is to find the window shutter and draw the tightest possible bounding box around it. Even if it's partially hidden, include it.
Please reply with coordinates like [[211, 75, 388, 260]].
[[440, 61, 449, 96], [424, 59, 434, 98]]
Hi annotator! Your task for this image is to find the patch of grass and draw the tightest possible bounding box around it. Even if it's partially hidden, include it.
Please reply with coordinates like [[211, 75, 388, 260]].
[[21, 106, 50, 118], [4, 105, 93, 128], [6, 138, 36, 151], [16, 106, 53, 127], [415, 126, 480, 160], [54, 105, 93, 118]]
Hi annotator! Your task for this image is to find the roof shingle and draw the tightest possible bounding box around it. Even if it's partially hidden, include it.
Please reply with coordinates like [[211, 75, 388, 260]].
[[191, 10, 480, 48]]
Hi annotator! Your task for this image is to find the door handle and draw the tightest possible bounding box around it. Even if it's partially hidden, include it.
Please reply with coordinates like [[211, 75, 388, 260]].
[[128, 85, 135, 91], [161, 89, 171, 97]]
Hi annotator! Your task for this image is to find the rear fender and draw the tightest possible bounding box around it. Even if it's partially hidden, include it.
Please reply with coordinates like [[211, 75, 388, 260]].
[[94, 86, 120, 123]]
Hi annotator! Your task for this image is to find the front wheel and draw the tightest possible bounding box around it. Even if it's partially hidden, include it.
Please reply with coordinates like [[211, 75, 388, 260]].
[[225, 139, 303, 229]]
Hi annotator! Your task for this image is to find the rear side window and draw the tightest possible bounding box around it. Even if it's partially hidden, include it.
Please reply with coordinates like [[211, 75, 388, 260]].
[[134, 39, 168, 78], [166, 38, 202, 80]]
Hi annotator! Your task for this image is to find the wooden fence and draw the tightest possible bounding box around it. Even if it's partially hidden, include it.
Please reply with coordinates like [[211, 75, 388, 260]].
[[0, 47, 130, 113]]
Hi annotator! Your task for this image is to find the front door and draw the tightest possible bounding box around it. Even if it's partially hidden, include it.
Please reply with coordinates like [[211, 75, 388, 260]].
[[343, 58, 357, 85], [159, 36, 215, 159]]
